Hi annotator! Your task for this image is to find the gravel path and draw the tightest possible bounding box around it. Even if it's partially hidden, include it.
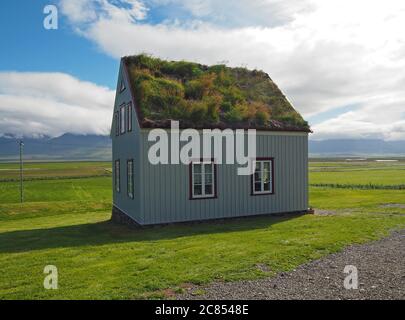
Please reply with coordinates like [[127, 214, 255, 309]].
[[177, 230, 405, 300]]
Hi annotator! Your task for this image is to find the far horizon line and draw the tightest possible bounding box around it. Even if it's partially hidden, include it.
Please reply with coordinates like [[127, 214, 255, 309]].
[[1, 132, 405, 142]]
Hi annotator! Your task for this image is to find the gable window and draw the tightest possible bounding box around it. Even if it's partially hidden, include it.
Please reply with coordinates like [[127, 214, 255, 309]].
[[114, 111, 119, 136], [120, 105, 126, 134], [127, 159, 134, 199], [252, 158, 274, 195], [114, 160, 120, 193], [127, 103, 132, 132], [190, 160, 217, 199], [119, 79, 126, 92]]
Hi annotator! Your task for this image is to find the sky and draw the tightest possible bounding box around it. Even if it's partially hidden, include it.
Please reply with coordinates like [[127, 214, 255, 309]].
[[1, 0, 405, 140]]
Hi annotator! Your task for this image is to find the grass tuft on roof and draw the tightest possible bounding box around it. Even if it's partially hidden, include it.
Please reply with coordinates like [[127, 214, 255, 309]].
[[123, 54, 310, 131]]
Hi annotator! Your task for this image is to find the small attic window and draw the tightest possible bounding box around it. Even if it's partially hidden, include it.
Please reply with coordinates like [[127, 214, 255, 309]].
[[119, 79, 126, 92]]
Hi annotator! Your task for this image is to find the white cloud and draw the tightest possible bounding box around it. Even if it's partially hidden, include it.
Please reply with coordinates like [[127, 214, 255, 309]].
[[312, 99, 405, 141], [57, 0, 405, 140], [147, 0, 314, 28], [0, 72, 115, 137], [60, 0, 148, 24]]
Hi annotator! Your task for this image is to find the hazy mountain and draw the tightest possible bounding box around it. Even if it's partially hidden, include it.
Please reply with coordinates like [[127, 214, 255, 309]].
[[0, 134, 111, 161], [309, 139, 405, 157], [1, 134, 404, 161]]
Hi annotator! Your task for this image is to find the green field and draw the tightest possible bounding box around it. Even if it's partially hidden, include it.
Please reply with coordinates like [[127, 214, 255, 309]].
[[0, 160, 404, 299], [0, 161, 111, 181], [310, 160, 405, 187]]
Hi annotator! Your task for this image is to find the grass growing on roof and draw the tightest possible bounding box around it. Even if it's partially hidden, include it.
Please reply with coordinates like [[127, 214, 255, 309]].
[[123, 54, 309, 129]]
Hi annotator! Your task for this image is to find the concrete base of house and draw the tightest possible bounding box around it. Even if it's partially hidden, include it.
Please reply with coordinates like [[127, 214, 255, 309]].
[[111, 205, 142, 228], [111, 205, 313, 228]]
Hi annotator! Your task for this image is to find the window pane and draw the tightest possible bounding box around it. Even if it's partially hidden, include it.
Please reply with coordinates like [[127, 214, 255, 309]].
[[115, 161, 120, 192], [193, 173, 202, 184], [120, 107, 125, 133], [127, 161, 134, 198], [263, 169, 270, 183], [254, 172, 261, 182], [254, 182, 261, 192], [193, 164, 202, 174], [264, 182, 270, 191], [263, 161, 270, 171], [194, 184, 202, 195], [115, 113, 119, 136], [205, 184, 213, 195], [127, 105, 132, 131], [204, 163, 212, 174], [191, 162, 215, 198], [255, 162, 260, 170]]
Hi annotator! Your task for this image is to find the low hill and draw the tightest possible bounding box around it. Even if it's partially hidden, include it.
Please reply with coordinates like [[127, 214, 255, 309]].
[[1, 134, 404, 161], [309, 139, 405, 157], [0, 134, 111, 161]]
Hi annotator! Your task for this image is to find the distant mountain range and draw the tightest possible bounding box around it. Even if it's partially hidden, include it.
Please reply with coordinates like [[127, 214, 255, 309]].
[[0, 134, 404, 161], [309, 139, 405, 157], [0, 134, 112, 161]]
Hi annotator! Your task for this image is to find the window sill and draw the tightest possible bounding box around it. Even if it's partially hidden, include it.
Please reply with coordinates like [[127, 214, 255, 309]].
[[189, 195, 218, 200], [251, 192, 274, 196]]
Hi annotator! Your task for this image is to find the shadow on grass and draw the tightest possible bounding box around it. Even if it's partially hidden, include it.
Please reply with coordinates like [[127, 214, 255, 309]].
[[0, 213, 305, 253]]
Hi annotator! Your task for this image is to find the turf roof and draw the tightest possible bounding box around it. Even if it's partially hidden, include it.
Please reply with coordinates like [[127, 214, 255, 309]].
[[122, 54, 310, 132]]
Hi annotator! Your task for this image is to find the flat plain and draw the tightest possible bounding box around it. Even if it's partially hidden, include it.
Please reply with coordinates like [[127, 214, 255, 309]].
[[0, 159, 404, 299]]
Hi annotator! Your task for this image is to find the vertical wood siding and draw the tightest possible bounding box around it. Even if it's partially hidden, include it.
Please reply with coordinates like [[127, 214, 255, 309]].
[[127, 131, 309, 225], [111, 62, 142, 224]]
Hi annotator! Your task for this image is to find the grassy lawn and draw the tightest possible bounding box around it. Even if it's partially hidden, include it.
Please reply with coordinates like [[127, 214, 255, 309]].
[[0, 161, 111, 181], [310, 160, 405, 186], [0, 160, 404, 299]]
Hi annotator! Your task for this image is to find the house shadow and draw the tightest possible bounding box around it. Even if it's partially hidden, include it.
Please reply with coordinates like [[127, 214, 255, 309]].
[[0, 212, 306, 254]]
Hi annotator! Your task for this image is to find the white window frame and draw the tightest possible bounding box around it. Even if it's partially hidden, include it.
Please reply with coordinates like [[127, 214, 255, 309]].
[[127, 103, 132, 132], [120, 105, 126, 134], [115, 160, 120, 193], [127, 159, 134, 199], [120, 79, 126, 92], [252, 159, 273, 195], [191, 160, 216, 199], [114, 111, 119, 136]]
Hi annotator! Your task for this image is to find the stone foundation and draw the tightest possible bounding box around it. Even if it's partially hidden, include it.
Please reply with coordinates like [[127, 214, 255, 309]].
[[111, 206, 142, 228], [111, 205, 313, 228]]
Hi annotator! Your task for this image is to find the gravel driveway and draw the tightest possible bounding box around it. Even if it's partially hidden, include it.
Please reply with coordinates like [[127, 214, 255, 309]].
[[177, 229, 405, 300]]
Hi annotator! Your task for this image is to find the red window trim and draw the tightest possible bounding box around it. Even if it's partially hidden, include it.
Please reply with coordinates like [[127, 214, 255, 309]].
[[251, 157, 275, 196], [189, 158, 218, 200]]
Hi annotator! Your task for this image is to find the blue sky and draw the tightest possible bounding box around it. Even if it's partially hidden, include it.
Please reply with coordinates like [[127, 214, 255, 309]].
[[0, 0, 118, 88], [0, 0, 404, 139]]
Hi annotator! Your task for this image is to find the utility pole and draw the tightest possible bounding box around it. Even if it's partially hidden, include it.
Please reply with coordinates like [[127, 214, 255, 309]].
[[19, 140, 24, 203]]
